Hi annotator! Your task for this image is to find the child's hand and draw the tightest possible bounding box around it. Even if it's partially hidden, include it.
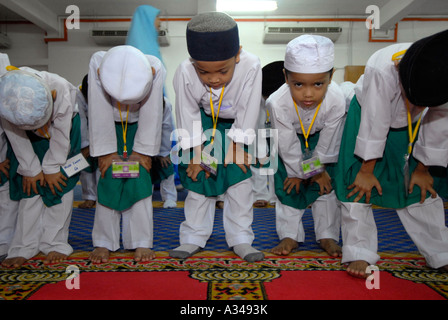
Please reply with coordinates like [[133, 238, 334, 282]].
[[44, 172, 67, 195], [409, 162, 438, 203], [284, 177, 302, 194], [159, 155, 172, 168], [0, 159, 10, 183], [98, 153, 119, 178], [186, 162, 209, 181], [311, 170, 332, 195], [22, 171, 45, 196], [81, 147, 90, 159], [224, 141, 252, 174], [347, 171, 382, 203], [347, 159, 382, 203], [130, 152, 152, 172]]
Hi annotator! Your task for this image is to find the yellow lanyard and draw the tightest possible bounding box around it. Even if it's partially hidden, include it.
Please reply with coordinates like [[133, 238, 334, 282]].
[[405, 101, 423, 155], [293, 100, 322, 149], [118, 102, 130, 158], [209, 85, 225, 144], [37, 124, 51, 139]]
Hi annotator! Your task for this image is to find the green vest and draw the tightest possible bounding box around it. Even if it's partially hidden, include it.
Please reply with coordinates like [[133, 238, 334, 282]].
[[178, 108, 252, 197], [8, 114, 81, 207], [96, 122, 153, 211], [334, 96, 438, 208]]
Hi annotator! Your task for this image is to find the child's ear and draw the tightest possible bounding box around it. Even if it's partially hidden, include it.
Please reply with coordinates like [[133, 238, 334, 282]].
[[235, 46, 242, 64], [283, 68, 289, 85], [51, 90, 57, 101]]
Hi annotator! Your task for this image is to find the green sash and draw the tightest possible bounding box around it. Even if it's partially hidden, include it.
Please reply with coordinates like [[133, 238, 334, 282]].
[[96, 122, 153, 211], [178, 109, 252, 197], [334, 96, 433, 208], [8, 114, 81, 207], [274, 132, 337, 209]]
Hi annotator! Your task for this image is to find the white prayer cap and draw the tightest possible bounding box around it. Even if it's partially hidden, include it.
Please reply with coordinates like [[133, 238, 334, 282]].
[[0, 53, 10, 76], [0, 69, 53, 130], [99, 45, 153, 105], [284, 35, 334, 74]]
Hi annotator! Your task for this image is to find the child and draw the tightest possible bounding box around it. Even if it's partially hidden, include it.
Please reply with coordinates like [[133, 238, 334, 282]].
[[267, 35, 345, 257], [87, 45, 165, 263], [334, 29, 448, 278], [0, 67, 81, 268], [77, 74, 97, 209], [151, 96, 178, 208], [0, 53, 19, 262], [251, 61, 285, 208], [126, 5, 178, 208], [170, 12, 264, 262]]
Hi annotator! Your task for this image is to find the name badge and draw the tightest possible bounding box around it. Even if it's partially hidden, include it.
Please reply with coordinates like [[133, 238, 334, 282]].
[[62, 153, 90, 177], [301, 149, 324, 179], [112, 160, 140, 178], [200, 150, 218, 176]]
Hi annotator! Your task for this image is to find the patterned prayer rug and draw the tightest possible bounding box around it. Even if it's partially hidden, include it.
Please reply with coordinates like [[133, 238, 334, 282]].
[[1, 201, 448, 301], [1, 251, 447, 300]]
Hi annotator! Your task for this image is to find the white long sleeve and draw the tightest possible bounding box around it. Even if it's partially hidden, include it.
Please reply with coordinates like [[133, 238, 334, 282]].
[[173, 50, 262, 150]]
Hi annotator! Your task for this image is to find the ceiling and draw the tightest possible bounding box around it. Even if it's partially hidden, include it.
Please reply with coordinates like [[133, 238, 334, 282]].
[[0, 0, 447, 34]]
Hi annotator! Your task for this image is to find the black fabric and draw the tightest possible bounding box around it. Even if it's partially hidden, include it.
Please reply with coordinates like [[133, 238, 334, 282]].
[[186, 25, 240, 61], [262, 61, 285, 98], [399, 29, 448, 107]]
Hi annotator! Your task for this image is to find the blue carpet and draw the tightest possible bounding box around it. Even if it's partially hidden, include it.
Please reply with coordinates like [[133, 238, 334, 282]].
[[68, 204, 445, 254]]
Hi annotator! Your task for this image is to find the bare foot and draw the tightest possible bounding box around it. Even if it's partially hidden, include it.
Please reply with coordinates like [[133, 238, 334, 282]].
[[216, 201, 224, 209], [439, 265, 448, 272], [78, 200, 96, 209], [319, 238, 342, 257], [89, 247, 110, 264], [44, 251, 68, 264], [271, 238, 298, 255], [134, 248, 156, 262], [346, 260, 370, 278], [2, 256, 27, 268], [253, 200, 268, 207]]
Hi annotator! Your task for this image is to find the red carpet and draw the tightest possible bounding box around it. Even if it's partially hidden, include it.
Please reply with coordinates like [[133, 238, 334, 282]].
[[29, 271, 208, 300], [2, 251, 446, 301], [28, 269, 444, 300]]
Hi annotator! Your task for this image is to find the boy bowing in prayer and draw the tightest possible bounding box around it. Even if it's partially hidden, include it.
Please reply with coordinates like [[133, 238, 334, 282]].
[[87, 45, 165, 263], [170, 12, 264, 262], [267, 35, 346, 257]]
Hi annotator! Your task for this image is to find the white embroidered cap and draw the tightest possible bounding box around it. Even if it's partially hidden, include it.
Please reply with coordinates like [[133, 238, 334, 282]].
[[0, 69, 53, 130], [284, 35, 334, 73], [0, 53, 10, 76], [99, 45, 153, 105]]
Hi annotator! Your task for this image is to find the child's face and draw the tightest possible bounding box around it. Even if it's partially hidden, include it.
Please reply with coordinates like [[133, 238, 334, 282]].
[[285, 70, 332, 109], [192, 49, 241, 89]]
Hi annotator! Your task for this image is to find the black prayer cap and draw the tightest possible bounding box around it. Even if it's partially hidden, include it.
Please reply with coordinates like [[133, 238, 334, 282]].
[[262, 61, 285, 98], [399, 29, 448, 107], [186, 12, 240, 61]]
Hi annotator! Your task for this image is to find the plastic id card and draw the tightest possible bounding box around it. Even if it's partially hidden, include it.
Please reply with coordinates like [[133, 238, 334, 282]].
[[62, 153, 90, 177], [301, 156, 324, 179], [200, 150, 218, 176], [112, 160, 140, 178]]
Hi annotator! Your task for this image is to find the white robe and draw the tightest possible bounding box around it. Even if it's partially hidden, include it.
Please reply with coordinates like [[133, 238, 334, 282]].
[[173, 50, 262, 248], [267, 81, 346, 243], [1, 68, 78, 259], [87, 51, 165, 251], [342, 43, 448, 268]]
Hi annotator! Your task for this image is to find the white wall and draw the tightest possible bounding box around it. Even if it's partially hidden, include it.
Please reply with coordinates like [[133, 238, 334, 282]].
[[1, 18, 447, 105]]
